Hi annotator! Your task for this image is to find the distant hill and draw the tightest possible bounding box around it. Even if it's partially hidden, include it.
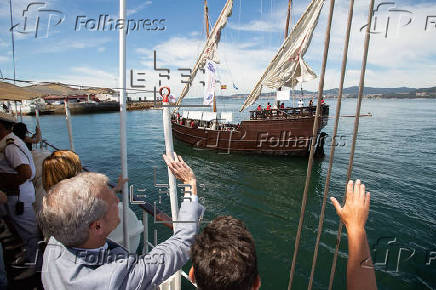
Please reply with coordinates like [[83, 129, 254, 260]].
[[416, 86, 436, 93], [322, 86, 416, 95], [219, 85, 436, 99]]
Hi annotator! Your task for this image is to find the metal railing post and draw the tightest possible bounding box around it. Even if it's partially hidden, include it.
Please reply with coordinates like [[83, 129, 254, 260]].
[[119, 0, 130, 250], [161, 89, 181, 290], [143, 210, 149, 254], [64, 99, 75, 151]]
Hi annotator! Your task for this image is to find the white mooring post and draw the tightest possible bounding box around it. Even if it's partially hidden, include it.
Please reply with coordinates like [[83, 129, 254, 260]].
[[161, 88, 181, 290], [35, 104, 42, 149], [119, 0, 129, 250], [64, 98, 75, 151]]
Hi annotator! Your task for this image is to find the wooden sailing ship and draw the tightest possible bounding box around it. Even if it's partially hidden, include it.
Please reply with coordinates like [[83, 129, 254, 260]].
[[172, 0, 329, 156]]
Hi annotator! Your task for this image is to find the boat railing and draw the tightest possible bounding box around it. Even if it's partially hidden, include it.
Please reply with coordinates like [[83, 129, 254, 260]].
[[249, 105, 329, 120]]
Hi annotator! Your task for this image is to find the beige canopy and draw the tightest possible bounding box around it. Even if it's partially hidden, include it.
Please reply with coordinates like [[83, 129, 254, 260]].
[[0, 81, 115, 101]]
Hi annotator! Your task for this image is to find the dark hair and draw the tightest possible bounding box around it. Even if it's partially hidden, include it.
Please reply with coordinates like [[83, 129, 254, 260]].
[[13, 122, 27, 141], [0, 119, 14, 130], [191, 216, 258, 290]]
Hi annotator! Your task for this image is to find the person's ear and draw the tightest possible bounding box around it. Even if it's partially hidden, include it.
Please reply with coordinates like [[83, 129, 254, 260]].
[[252, 275, 261, 290], [189, 266, 196, 284], [89, 220, 103, 233]]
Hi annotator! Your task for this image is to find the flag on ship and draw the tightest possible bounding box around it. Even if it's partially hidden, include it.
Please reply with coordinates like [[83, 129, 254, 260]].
[[203, 60, 217, 106]]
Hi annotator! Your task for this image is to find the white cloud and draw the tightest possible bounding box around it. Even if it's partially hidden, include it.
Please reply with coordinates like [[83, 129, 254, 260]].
[[134, 35, 276, 97], [35, 37, 112, 53], [56, 66, 117, 88], [0, 37, 8, 48], [229, 19, 283, 32], [229, 0, 436, 91], [127, 1, 153, 16], [190, 31, 201, 37], [3, 0, 435, 95], [0, 56, 9, 63], [229, 0, 288, 33], [0, 0, 39, 17]]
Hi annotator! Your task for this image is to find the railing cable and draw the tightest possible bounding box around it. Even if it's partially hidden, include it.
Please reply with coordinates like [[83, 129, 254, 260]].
[[8, 0, 16, 84], [287, 0, 336, 288], [327, 0, 375, 288], [307, 0, 355, 288]]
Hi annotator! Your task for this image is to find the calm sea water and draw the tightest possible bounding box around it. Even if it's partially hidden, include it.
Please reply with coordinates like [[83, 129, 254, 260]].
[[22, 98, 436, 289]]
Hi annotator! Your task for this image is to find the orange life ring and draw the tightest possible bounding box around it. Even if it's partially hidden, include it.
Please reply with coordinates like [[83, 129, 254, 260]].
[[159, 86, 171, 100]]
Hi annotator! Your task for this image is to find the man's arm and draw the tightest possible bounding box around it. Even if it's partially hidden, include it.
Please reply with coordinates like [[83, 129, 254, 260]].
[[123, 153, 201, 289], [330, 180, 377, 290], [0, 165, 31, 188], [0, 144, 32, 192]]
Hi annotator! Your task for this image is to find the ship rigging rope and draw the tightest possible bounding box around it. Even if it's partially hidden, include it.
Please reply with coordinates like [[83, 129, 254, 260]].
[[9, 0, 16, 84], [327, 0, 375, 288], [287, 0, 376, 288], [307, 0, 356, 288], [287, 0, 337, 288]]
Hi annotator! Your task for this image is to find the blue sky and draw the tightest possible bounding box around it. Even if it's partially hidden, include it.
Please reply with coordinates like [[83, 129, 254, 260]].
[[0, 0, 435, 98]]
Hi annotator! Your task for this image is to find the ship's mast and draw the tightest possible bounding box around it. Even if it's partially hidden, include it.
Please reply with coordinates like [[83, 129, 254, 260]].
[[285, 0, 292, 107], [204, 0, 217, 113], [285, 0, 292, 38], [204, 0, 210, 38]]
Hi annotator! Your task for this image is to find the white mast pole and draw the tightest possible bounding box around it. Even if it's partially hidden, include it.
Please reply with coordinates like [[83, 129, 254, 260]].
[[14, 101, 18, 119], [162, 90, 181, 289], [19, 102, 23, 122], [119, 0, 129, 250], [64, 98, 74, 151]]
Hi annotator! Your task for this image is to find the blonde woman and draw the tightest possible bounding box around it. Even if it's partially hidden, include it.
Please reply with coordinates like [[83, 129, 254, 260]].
[[42, 151, 82, 192]]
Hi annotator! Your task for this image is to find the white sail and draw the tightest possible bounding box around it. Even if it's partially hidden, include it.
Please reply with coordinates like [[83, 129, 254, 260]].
[[175, 0, 233, 107], [240, 0, 324, 112]]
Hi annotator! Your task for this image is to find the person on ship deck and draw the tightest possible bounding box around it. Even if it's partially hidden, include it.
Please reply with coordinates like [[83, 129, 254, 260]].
[[0, 112, 41, 281], [13, 123, 41, 152]]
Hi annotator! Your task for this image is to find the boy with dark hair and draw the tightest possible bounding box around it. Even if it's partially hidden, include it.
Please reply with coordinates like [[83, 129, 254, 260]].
[[190, 216, 261, 290]]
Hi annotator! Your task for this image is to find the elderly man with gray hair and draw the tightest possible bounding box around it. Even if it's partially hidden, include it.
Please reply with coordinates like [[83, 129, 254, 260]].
[[38, 153, 202, 290]]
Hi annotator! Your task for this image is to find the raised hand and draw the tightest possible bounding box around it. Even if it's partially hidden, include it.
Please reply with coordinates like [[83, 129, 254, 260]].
[[113, 175, 128, 193], [330, 179, 370, 233], [331, 180, 377, 290], [163, 153, 196, 185]]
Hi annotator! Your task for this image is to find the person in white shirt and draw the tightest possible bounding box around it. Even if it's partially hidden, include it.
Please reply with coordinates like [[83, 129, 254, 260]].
[[298, 99, 304, 108], [0, 112, 39, 280]]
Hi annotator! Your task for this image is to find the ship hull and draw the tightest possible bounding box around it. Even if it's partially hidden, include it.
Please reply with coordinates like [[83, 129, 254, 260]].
[[172, 107, 329, 156]]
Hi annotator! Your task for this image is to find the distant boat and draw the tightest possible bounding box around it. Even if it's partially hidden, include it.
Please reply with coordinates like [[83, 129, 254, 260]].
[[46, 100, 120, 115], [172, 0, 329, 156]]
